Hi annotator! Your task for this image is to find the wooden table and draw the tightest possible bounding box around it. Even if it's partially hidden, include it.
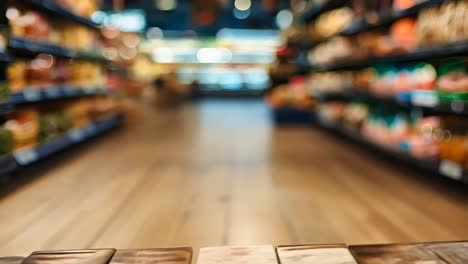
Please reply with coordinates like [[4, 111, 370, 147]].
[[1, 241, 467, 263]]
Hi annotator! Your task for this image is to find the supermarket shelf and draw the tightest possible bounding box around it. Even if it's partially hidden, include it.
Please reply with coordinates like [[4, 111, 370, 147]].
[[0, 51, 11, 62], [311, 40, 468, 72], [13, 114, 123, 167], [0, 155, 17, 176], [19, 0, 100, 29], [341, 0, 447, 36], [315, 118, 468, 184], [298, 0, 348, 22], [0, 100, 14, 113], [0, 86, 108, 114], [9, 86, 107, 104], [9, 37, 108, 61], [272, 107, 314, 124], [316, 90, 468, 116], [301, 0, 447, 48]]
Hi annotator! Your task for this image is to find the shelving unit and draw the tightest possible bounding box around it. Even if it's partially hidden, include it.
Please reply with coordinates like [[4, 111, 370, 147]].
[[301, 0, 449, 48], [310, 40, 468, 72], [298, 0, 349, 23], [341, 0, 446, 35], [316, 118, 468, 184], [9, 37, 108, 61], [0, 1, 124, 177], [18, 0, 100, 29], [1, 114, 122, 175], [289, 0, 468, 184], [0, 87, 109, 114], [316, 90, 468, 116]]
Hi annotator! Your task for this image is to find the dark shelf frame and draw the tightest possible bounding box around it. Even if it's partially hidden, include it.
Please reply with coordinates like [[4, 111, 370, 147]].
[[9, 37, 108, 62], [316, 89, 468, 116], [298, 0, 349, 23], [341, 0, 447, 36], [0, 86, 109, 114], [310, 40, 468, 72]]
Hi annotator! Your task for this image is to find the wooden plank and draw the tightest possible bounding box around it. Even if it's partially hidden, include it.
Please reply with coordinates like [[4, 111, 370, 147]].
[[21, 249, 115, 264], [197, 246, 278, 264], [0, 257, 23, 264], [110, 248, 192, 264], [425, 242, 468, 264], [349, 244, 443, 263], [277, 244, 357, 264]]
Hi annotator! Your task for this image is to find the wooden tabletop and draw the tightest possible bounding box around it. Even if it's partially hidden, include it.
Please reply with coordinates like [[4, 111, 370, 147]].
[[1, 242, 467, 263]]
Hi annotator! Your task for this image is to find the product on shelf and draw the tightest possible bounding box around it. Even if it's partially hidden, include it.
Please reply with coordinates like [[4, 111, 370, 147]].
[[317, 101, 450, 159], [7, 55, 105, 91], [309, 61, 447, 98], [308, 71, 353, 94], [308, 1, 468, 66], [438, 117, 468, 168], [317, 101, 346, 123], [1, 96, 119, 153], [416, 1, 468, 47], [310, 7, 354, 40], [267, 76, 315, 110], [0, 126, 13, 155], [353, 68, 376, 90], [27, 54, 55, 87], [7, 60, 26, 92], [71, 61, 106, 87], [4, 109, 40, 151], [437, 60, 468, 94], [9, 10, 50, 42], [7, 5, 102, 51], [39, 110, 72, 141], [370, 63, 437, 96], [342, 102, 369, 132], [52, 0, 101, 18], [66, 99, 92, 128]]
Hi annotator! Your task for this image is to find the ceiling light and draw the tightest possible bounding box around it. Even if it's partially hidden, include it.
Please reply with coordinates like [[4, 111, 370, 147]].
[[234, 0, 251, 11]]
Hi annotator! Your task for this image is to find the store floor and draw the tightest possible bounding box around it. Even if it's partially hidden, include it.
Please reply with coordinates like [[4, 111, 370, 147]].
[[0, 99, 468, 255]]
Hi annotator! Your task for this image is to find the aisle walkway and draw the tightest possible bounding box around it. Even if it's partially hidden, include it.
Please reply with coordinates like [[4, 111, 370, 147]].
[[0, 100, 467, 255]]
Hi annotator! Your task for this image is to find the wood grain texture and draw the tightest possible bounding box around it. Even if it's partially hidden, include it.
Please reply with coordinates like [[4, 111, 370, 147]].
[[110, 248, 192, 264], [350, 242, 468, 264], [0, 257, 23, 264], [197, 246, 278, 264], [424, 242, 468, 264], [0, 100, 467, 256], [22, 249, 115, 264], [277, 245, 357, 264]]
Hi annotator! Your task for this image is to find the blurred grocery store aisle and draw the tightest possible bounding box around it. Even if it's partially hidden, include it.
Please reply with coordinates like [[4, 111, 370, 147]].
[[0, 100, 468, 255]]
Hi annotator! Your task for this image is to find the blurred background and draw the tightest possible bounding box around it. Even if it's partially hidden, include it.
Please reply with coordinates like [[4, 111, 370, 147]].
[[0, 0, 468, 256]]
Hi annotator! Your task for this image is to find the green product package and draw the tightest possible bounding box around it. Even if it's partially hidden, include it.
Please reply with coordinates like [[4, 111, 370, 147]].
[[0, 127, 13, 155]]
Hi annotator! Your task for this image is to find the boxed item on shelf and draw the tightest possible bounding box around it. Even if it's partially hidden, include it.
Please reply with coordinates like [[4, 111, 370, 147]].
[[4, 109, 40, 151]]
